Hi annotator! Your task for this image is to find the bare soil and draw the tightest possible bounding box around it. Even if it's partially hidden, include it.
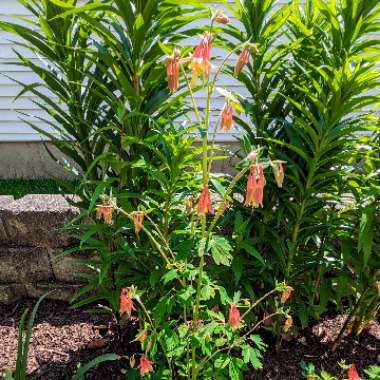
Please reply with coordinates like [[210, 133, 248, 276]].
[[0, 299, 379, 379]]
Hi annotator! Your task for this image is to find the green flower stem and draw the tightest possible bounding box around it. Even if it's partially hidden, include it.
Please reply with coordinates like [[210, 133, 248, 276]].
[[182, 39, 246, 380], [144, 213, 175, 260], [180, 65, 203, 132], [208, 165, 250, 234], [114, 206, 172, 266]]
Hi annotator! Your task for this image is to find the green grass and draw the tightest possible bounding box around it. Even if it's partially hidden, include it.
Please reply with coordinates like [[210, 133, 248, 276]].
[[0, 179, 66, 199]]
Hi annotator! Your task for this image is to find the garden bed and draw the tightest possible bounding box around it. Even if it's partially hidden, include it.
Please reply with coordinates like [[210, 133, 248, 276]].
[[0, 299, 379, 380]]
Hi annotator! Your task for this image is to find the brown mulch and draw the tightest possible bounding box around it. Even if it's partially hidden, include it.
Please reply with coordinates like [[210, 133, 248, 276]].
[[0, 299, 379, 380]]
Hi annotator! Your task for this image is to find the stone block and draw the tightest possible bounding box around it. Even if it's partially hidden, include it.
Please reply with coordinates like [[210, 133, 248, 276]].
[[25, 282, 80, 302], [0, 284, 24, 304], [0, 196, 14, 208], [0, 194, 79, 247], [49, 250, 96, 284], [0, 247, 53, 284], [0, 196, 15, 241]]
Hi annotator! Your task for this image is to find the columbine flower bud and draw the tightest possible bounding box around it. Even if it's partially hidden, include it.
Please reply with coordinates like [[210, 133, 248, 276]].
[[235, 48, 250, 76], [197, 185, 214, 216], [244, 164, 265, 208], [246, 150, 257, 161], [280, 286, 294, 304], [283, 316, 293, 333], [214, 10, 231, 24], [247, 43, 259, 54], [220, 103, 234, 131], [119, 288, 136, 318], [376, 281, 380, 297], [272, 161, 285, 188], [228, 304, 241, 328], [166, 54, 180, 93], [138, 355, 154, 376], [132, 211, 144, 234]]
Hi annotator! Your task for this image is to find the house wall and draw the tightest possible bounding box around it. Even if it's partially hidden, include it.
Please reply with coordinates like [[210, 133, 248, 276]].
[[0, 0, 252, 177]]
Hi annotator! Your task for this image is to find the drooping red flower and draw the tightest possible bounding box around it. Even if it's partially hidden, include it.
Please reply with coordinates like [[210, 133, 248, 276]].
[[228, 304, 241, 328], [235, 48, 250, 76], [166, 56, 179, 93], [348, 364, 361, 380], [273, 162, 285, 188], [119, 288, 136, 318], [220, 103, 234, 131], [132, 211, 144, 234], [190, 32, 212, 86], [280, 286, 294, 304], [138, 355, 154, 377], [197, 185, 214, 216], [96, 197, 114, 225], [244, 164, 265, 208]]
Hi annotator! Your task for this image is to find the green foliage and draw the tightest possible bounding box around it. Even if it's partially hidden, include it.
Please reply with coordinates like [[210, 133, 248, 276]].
[[3, 293, 49, 380], [56, 9, 289, 378], [0, 0, 202, 188], [226, 0, 380, 329], [72, 354, 121, 380], [301, 361, 380, 380]]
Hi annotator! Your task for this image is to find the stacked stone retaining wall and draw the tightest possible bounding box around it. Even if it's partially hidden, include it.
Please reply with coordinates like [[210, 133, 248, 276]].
[[0, 194, 85, 304]]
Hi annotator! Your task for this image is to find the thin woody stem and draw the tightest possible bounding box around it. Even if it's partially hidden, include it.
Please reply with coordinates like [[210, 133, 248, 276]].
[[144, 213, 175, 260], [115, 205, 171, 266], [241, 288, 278, 319]]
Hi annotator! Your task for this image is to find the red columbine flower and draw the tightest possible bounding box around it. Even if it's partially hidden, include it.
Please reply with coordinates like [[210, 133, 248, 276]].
[[235, 48, 250, 76], [166, 55, 179, 93], [96, 197, 114, 225], [132, 211, 144, 234], [228, 304, 241, 328], [119, 288, 136, 318], [197, 185, 214, 216], [221, 103, 234, 131], [273, 161, 285, 188], [244, 164, 265, 208], [190, 32, 212, 86], [348, 364, 361, 380], [138, 355, 154, 377]]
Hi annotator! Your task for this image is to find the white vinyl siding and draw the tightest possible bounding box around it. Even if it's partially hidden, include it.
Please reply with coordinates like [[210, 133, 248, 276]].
[[0, 0, 253, 142]]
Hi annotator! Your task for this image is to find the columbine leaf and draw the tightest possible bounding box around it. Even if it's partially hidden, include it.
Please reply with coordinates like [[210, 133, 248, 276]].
[[209, 236, 233, 266]]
